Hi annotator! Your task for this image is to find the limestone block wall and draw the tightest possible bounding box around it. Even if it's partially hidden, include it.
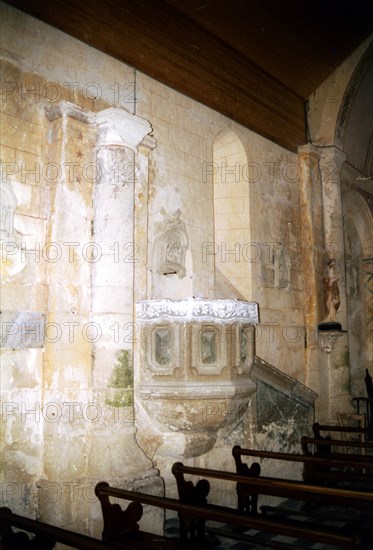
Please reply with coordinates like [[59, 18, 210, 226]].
[[1, 1, 307, 375], [136, 75, 305, 379], [0, 20, 161, 536], [136, 72, 215, 300], [1, 56, 49, 519], [133, 70, 307, 492], [0, 57, 101, 532], [0, 0, 333, 534]]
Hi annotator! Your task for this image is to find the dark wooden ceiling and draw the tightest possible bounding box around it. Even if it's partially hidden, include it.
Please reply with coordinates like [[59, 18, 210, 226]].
[[5, 0, 373, 151]]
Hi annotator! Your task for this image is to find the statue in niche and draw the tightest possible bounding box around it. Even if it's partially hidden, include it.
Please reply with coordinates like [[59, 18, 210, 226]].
[[322, 259, 341, 323], [165, 236, 183, 265], [153, 209, 189, 278]]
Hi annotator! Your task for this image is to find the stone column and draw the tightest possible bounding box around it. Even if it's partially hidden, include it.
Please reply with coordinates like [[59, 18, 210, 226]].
[[41, 102, 96, 531], [89, 108, 162, 535], [318, 146, 352, 420], [319, 146, 348, 324], [298, 145, 323, 401]]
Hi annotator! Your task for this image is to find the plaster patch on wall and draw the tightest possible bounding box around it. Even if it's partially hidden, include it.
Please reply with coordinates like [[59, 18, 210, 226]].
[[0, 311, 45, 349]]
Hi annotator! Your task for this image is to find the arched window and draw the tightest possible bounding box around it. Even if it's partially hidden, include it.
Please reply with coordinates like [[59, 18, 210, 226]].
[[213, 130, 252, 299]]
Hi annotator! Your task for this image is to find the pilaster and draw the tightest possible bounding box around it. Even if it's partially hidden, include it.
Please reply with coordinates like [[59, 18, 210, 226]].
[[297, 144, 323, 398], [89, 107, 162, 533], [318, 146, 352, 420], [41, 102, 97, 530], [319, 146, 348, 325]]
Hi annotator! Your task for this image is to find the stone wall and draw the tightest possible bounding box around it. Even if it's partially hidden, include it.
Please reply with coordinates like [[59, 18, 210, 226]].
[[1, 0, 370, 539]]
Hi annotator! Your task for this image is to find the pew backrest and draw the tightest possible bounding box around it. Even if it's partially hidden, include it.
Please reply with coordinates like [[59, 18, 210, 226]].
[[301, 435, 373, 456], [171, 463, 368, 548], [233, 444, 373, 485], [0, 506, 126, 550]]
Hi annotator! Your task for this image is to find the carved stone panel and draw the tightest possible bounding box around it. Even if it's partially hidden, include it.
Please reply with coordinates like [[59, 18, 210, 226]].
[[136, 298, 259, 457], [144, 323, 180, 376], [191, 323, 228, 375], [152, 209, 189, 278], [201, 325, 218, 364], [136, 298, 259, 325], [154, 326, 172, 366]]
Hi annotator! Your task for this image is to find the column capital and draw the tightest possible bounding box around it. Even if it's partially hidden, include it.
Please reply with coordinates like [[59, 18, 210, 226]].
[[297, 143, 319, 158], [96, 107, 152, 151], [140, 134, 157, 152], [319, 145, 347, 169], [45, 101, 95, 124]]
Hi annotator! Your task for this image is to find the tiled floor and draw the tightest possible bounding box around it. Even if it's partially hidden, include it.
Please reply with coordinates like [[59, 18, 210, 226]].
[[164, 499, 373, 549]]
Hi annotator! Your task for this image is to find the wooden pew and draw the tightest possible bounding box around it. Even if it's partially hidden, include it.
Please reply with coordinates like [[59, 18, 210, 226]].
[[0, 506, 133, 550], [312, 421, 373, 441], [95, 481, 185, 549], [301, 432, 373, 485], [95, 480, 362, 548], [172, 461, 373, 508], [232, 443, 373, 485], [3, 471, 368, 550], [171, 462, 370, 548], [304, 435, 373, 453], [353, 397, 373, 430], [232, 445, 373, 539], [309, 422, 373, 455]]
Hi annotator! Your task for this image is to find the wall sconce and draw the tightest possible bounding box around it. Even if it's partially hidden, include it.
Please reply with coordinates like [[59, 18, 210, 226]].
[[317, 322, 347, 354]]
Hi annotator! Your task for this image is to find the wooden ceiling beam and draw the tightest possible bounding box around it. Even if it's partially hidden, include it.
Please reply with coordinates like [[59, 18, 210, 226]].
[[5, 0, 307, 151]]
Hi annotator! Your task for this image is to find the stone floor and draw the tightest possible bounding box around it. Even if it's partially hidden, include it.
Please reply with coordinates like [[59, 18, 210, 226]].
[[164, 499, 373, 549]]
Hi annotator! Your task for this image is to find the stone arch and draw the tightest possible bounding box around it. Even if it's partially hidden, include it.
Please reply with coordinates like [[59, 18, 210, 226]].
[[343, 190, 373, 258], [307, 38, 371, 149], [212, 129, 252, 299], [336, 42, 373, 174], [343, 190, 373, 396]]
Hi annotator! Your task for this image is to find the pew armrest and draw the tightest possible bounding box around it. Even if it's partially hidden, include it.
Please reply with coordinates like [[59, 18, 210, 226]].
[[95, 481, 143, 542]]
